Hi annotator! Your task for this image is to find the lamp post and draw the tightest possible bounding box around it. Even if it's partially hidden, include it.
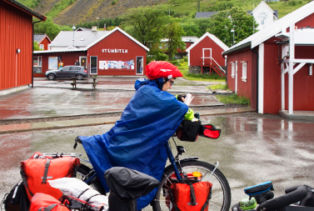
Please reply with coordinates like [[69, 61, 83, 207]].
[[231, 28, 235, 45], [72, 25, 76, 48]]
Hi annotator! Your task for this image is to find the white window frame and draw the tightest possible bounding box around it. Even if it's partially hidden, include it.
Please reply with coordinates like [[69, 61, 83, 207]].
[[231, 62, 235, 78], [39, 44, 44, 50], [33, 56, 42, 67], [241, 61, 247, 82]]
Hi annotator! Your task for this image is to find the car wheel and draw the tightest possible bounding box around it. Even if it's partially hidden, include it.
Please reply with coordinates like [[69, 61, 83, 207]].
[[47, 74, 56, 80], [76, 75, 83, 80]]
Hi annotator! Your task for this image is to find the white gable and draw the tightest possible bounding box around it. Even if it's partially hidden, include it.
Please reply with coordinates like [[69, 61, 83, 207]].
[[225, 1, 314, 54], [186, 32, 229, 52], [252, 1, 277, 30]]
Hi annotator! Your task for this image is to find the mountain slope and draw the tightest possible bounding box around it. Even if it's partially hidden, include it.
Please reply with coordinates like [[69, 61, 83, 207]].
[[18, 0, 310, 26]]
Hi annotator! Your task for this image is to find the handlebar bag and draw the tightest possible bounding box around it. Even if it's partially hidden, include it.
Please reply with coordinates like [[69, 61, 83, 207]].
[[20, 152, 80, 201], [30, 193, 70, 211], [168, 181, 212, 211], [176, 120, 201, 142]]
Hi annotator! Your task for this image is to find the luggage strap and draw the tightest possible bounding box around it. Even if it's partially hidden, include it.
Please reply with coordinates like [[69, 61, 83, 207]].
[[77, 188, 102, 203], [42, 159, 51, 184]]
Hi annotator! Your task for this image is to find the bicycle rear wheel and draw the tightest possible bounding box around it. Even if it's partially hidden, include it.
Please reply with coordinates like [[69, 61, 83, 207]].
[[152, 160, 231, 211]]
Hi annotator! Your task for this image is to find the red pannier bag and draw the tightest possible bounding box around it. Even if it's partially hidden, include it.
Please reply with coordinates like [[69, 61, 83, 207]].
[[21, 152, 80, 200], [30, 193, 69, 211], [167, 174, 212, 211]]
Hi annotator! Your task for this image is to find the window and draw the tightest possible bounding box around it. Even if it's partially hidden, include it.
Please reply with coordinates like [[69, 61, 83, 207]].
[[241, 61, 247, 82], [33, 56, 42, 67], [39, 44, 44, 50], [231, 62, 235, 78], [48, 57, 58, 70], [33, 56, 42, 73]]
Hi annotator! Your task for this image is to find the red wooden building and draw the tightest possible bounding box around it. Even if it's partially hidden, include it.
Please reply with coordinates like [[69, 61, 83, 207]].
[[33, 27, 149, 77], [34, 34, 51, 50], [186, 32, 229, 76], [223, 1, 314, 115], [0, 0, 45, 92]]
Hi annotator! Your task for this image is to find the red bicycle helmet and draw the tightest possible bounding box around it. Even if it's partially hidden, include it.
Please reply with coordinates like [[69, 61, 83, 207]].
[[145, 61, 183, 80]]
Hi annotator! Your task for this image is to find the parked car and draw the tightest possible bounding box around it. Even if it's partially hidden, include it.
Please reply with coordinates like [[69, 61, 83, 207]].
[[45, 66, 88, 80]]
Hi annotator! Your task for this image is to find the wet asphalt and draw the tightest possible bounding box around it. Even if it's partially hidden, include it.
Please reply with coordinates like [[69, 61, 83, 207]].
[[0, 77, 314, 210]]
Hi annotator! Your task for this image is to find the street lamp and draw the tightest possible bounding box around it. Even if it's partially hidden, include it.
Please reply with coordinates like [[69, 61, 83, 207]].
[[231, 28, 235, 45], [72, 25, 76, 48]]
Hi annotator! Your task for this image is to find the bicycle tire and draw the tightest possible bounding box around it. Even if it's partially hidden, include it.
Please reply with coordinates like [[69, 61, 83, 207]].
[[152, 160, 231, 211], [76, 164, 106, 194]]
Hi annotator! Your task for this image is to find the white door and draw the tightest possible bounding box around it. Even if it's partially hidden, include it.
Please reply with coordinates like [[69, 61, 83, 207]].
[[202, 48, 212, 66]]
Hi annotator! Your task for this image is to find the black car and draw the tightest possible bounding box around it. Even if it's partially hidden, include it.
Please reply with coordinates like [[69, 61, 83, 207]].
[[45, 66, 88, 80]]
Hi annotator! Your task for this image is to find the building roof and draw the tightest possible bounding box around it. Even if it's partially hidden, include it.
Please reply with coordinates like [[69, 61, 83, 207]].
[[224, 1, 314, 55], [34, 27, 149, 54], [186, 32, 229, 52], [182, 36, 199, 43], [195, 11, 217, 19], [49, 30, 109, 49], [3, 0, 46, 21], [160, 36, 199, 43], [34, 34, 51, 43]]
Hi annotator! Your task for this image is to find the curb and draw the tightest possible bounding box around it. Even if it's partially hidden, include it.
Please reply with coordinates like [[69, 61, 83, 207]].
[[0, 106, 254, 134]]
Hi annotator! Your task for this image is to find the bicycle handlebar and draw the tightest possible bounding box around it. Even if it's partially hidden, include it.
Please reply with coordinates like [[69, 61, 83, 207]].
[[257, 185, 308, 211]]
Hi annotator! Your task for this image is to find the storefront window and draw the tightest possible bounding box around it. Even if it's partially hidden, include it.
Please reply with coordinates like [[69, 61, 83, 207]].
[[48, 57, 58, 70], [33, 56, 42, 73]]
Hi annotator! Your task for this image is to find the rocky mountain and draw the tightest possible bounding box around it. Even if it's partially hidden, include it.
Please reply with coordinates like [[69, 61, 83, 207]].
[[20, 0, 167, 25]]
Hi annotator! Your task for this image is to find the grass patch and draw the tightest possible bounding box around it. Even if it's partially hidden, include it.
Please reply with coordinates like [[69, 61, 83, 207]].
[[208, 84, 228, 90], [216, 94, 249, 105], [176, 58, 226, 82]]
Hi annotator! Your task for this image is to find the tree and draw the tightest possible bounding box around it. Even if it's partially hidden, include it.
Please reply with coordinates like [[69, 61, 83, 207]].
[[207, 8, 257, 47], [122, 7, 168, 49], [164, 22, 184, 60], [34, 42, 40, 51], [121, 7, 169, 60], [34, 18, 61, 40]]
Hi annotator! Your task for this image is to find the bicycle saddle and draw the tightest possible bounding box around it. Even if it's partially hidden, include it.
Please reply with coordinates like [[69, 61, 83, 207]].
[[244, 181, 274, 196], [104, 167, 160, 200]]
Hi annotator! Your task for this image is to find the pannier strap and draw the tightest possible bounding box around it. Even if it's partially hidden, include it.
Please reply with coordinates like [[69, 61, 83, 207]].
[[42, 204, 57, 211], [189, 183, 197, 206], [201, 185, 212, 211], [42, 159, 51, 184]]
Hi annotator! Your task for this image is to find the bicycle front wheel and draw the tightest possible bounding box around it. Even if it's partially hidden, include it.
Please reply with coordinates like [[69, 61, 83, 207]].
[[152, 160, 231, 211]]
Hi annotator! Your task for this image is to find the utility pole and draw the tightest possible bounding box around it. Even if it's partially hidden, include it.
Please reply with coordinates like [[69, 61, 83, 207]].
[[197, 0, 200, 12]]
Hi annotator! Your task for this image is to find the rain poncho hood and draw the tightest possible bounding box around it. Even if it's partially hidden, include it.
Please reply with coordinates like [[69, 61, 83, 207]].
[[79, 78, 188, 210]]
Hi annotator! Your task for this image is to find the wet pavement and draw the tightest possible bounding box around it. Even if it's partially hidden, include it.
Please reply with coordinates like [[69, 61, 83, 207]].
[[1, 77, 314, 210], [1, 113, 314, 210]]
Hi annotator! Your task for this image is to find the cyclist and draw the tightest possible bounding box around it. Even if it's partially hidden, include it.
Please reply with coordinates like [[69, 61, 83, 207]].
[[78, 61, 189, 210]]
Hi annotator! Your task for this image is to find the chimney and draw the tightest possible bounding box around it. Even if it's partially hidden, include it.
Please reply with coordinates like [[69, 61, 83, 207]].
[[91, 26, 98, 31]]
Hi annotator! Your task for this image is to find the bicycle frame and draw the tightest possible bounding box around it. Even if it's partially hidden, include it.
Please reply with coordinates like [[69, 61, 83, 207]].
[[165, 141, 183, 181]]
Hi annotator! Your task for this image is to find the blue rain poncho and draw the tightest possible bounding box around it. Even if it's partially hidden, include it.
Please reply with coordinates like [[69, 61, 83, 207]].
[[79, 78, 188, 209]]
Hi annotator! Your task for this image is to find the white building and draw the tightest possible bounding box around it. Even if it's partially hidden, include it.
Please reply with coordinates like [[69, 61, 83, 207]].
[[252, 1, 278, 30]]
